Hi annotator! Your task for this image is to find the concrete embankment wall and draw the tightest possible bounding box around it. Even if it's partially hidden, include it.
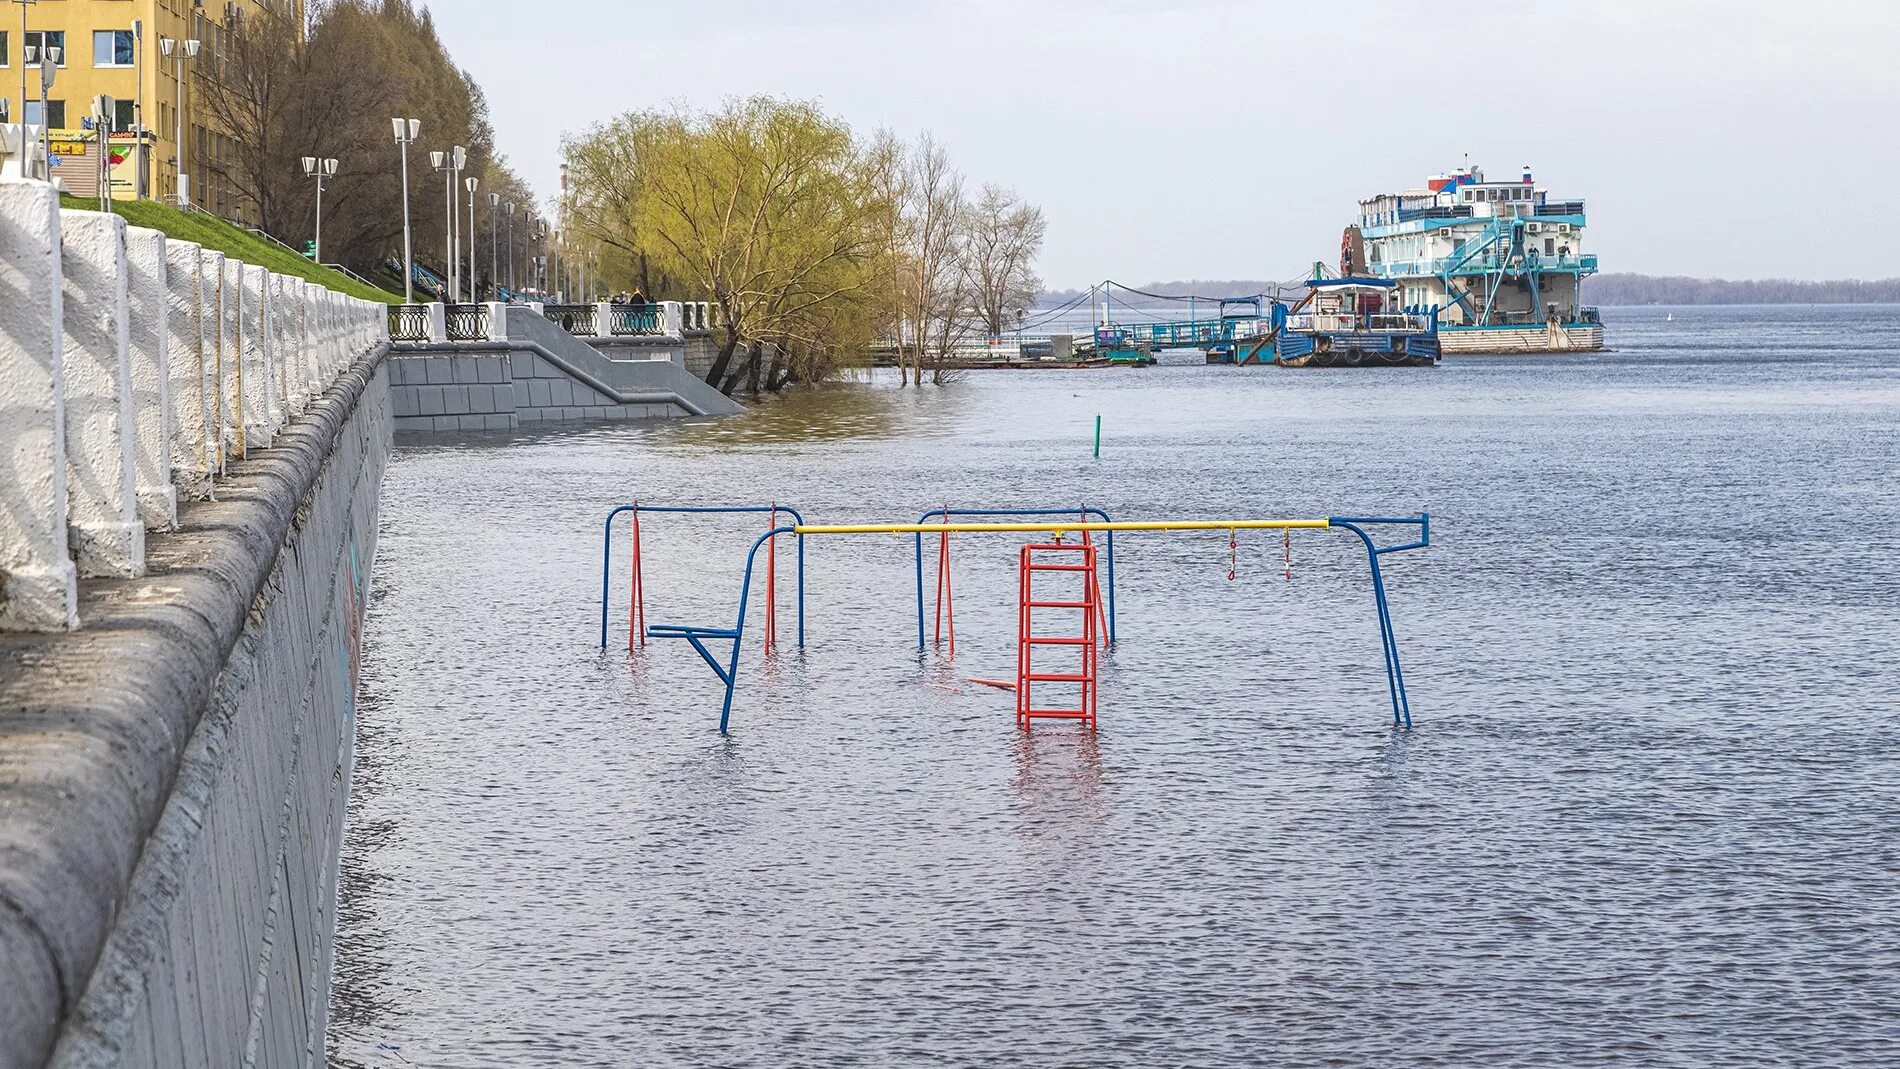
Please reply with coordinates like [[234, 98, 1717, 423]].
[[0, 177, 388, 1069], [388, 305, 741, 431]]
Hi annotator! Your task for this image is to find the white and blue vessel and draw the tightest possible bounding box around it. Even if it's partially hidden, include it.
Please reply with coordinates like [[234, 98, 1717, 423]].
[[1352, 165, 1604, 353]]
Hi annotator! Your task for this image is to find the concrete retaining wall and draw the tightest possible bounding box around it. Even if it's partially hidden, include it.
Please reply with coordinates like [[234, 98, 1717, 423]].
[[0, 176, 390, 1069], [388, 350, 695, 432], [386, 304, 742, 432]]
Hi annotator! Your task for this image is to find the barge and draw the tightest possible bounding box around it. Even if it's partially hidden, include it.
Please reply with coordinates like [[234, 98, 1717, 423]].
[[1352, 164, 1604, 353]]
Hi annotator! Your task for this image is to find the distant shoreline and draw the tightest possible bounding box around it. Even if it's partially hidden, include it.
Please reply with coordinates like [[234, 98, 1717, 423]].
[[1044, 275, 1900, 307]]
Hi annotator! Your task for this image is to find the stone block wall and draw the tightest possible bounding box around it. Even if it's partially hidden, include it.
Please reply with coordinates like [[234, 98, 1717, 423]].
[[387, 351, 692, 432]]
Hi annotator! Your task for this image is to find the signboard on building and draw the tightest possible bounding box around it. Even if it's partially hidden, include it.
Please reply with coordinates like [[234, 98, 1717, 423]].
[[46, 130, 148, 200]]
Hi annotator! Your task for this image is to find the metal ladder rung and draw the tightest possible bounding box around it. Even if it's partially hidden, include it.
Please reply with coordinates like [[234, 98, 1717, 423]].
[[1025, 599, 1092, 608], [1023, 708, 1089, 718], [1024, 562, 1094, 572], [1022, 636, 1090, 646], [1024, 672, 1091, 682]]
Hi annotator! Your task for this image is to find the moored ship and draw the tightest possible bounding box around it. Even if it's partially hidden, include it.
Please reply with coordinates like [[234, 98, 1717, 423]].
[[1352, 165, 1604, 353]]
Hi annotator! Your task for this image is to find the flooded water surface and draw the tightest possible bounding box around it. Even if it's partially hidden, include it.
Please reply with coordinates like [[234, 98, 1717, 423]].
[[332, 305, 1900, 1067]]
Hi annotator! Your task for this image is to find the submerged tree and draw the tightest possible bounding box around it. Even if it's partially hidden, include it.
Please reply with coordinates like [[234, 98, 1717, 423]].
[[561, 99, 1048, 394], [565, 98, 890, 395]]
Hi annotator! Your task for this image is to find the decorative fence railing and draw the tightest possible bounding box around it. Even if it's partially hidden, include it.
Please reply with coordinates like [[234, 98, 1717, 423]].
[[389, 304, 432, 342], [445, 304, 490, 342], [544, 304, 597, 336], [605, 303, 664, 336]]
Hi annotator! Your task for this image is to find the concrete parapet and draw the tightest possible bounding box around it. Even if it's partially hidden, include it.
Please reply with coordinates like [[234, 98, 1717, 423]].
[[0, 178, 391, 632], [0, 179, 79, 631], [58, 208, 144, 579]]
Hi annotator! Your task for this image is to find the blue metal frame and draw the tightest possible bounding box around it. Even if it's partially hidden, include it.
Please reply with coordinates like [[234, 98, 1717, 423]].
[[1325, 514, 1430, 729], [599, 504, 806, 650], [636, 511, 1429, 736], [911, 507, 1117, 647]]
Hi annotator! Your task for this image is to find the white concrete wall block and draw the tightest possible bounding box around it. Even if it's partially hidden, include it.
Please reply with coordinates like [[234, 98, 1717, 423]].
[[307, 283, 324, 394], [485, 302, 508, 343], [296, 281, 318, 404], [219, 255, 244, 460], [0, 178, 80, 630], [240, 264, 276, 445], [124, 226, 177, 530], [201, 251, 228, 472], [277, 275, 307, 418], [426, 302, 447, 344], [163, 239, 214, 500], [58, 209, 145, 579], [661, 301, 683, 337]]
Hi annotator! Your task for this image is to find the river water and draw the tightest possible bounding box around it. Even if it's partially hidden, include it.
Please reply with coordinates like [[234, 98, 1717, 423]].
[[331, 305, 1900, 1067]]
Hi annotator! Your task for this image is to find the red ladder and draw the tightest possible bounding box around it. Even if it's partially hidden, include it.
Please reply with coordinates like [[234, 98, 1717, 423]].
[[1015, 542, 1099, 731]]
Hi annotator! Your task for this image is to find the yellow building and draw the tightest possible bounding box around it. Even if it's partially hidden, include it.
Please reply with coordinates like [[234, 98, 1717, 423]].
[[2, 0, 302, 220]]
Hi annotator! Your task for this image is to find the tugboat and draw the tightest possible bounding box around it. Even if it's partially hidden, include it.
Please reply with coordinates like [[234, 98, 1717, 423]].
[[1269, 276, 1440, 367]]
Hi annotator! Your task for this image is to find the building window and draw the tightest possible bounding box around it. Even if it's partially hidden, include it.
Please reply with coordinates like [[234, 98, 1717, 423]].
[[25, 99, 65, 128], [94, 30, 136, 68], [111, 98, 135, 132], [24, 31, 66, 65], [1, 30, 9, 67]]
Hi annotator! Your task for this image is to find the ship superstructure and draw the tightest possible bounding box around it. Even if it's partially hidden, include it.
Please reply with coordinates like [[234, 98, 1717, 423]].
[[1353, 165, 1603, 352]]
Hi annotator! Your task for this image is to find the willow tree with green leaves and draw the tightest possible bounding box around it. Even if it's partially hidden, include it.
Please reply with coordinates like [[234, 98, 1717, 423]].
[[563, 98, 891, 395]]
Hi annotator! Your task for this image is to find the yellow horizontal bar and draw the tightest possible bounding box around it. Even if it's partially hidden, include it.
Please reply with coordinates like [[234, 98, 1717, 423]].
[[793, 519, 1331, 536]]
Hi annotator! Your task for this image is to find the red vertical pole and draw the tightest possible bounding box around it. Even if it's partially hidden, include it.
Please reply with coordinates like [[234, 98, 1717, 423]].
[[1016, 544, 1031, 729], [629, 506, 645, 650]]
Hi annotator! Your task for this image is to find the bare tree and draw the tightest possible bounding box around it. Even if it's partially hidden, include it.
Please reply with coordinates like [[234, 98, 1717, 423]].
[[898, 134, 973, 386], [964, 184, 1046, 338]]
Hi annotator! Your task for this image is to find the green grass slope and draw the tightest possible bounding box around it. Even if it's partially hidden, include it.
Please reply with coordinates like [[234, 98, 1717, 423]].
[[60, 195, 403, 305]]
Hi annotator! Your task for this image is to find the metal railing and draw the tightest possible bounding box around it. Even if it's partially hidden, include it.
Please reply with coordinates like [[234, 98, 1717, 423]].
[[544, 304, 597, 336], [389, 304, 432, 342], [1288, 313, 1432, 333], [1395, 205, 1474, 224], [605, 303, 664, 336], [445, 304, 489, 342]]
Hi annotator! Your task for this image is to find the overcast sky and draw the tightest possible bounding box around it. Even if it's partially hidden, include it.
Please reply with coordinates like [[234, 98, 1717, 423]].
[[435, 0, 1900, 286]]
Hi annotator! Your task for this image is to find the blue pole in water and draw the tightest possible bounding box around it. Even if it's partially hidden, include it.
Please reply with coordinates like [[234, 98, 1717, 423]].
[[1329, 516, 1428, 729], [600, 504, 635, 648], [720, 525, 798, 734], [914, 529, 926, 649]]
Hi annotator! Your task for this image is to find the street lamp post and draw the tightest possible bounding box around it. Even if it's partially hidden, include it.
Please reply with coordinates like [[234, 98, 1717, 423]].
[[430, 146, 465, 301], [488, 191, 500, 301], [391, 118, 420, 302], [301, 156, 338, 263], [158, 36, 200, 205], [14, 0, 33, 169], [465, 175, 479, 304], [505, 202, 516, 293], [27, 41, 57, 182]]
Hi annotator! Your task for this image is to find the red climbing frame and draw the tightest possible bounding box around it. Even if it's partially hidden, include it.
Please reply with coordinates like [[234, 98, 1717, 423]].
[[1015, 542, 1100, 731], [628, 506, 646, 650]]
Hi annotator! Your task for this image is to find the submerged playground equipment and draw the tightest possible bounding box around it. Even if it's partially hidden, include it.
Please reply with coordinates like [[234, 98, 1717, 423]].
[[600, 504, 1430, 734]]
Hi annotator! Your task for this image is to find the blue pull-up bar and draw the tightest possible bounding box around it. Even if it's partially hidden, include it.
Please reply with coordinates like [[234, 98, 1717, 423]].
[[599, 504, 807, 650]]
